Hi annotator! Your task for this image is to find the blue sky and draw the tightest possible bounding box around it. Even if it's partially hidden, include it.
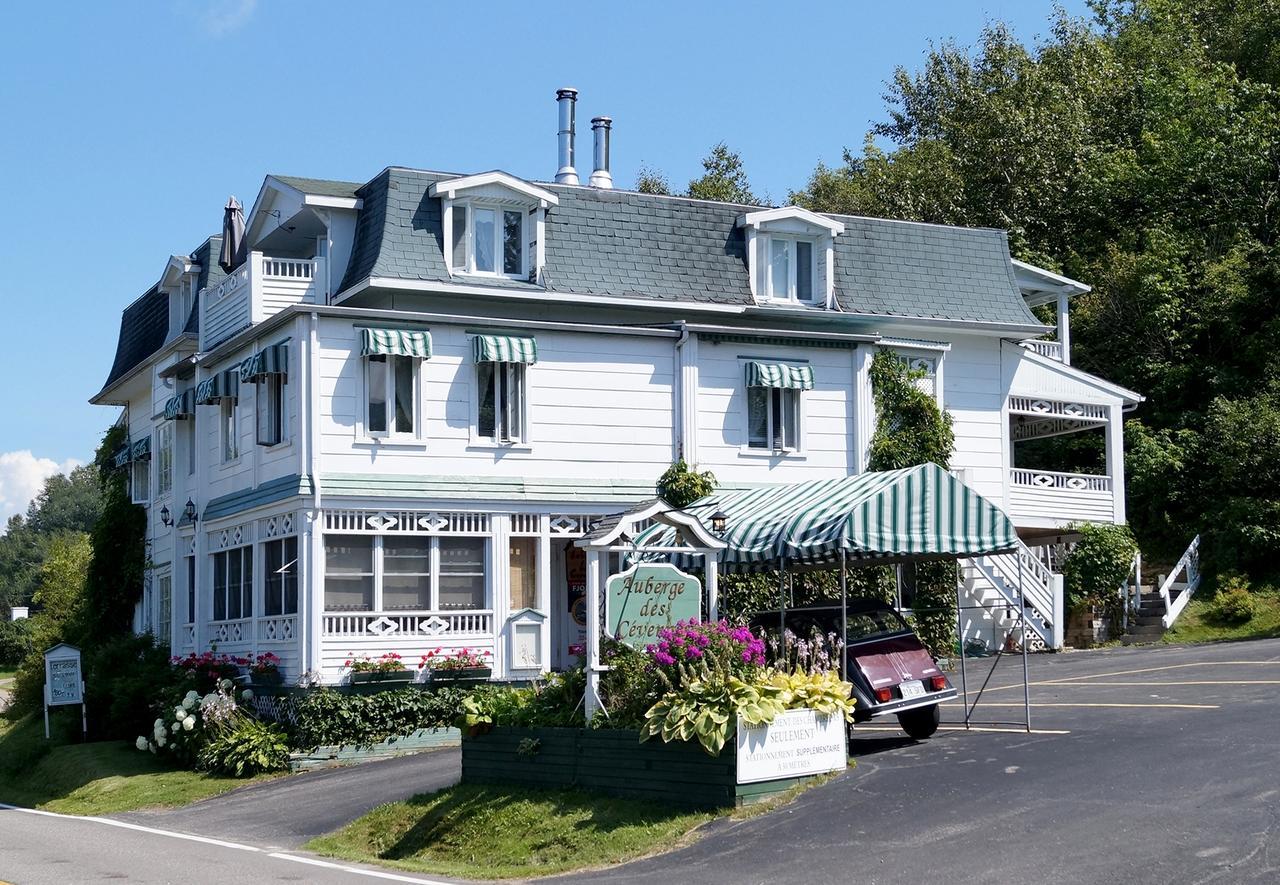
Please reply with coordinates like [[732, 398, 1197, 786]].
[[0, 0, 1088, 521]]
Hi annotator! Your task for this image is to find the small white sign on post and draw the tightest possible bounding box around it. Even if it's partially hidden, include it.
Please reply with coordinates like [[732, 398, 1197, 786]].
[[736, 708, 848, 785], [43, 643, 86, 740]]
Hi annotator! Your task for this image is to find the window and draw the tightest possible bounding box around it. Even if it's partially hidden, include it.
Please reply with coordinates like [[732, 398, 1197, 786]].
[[131, 457, 150, 505], [212, 546, 253, 621], [184, 419, 196, 476], [365, 354, 416, 438], [264, 537, 298, 616], [509, 538, 537, 612], [453, 203, 524, 277], [156, 423, 173, 498], [157, 573, 172, 639], [186, 556, 196, 625], [221, 398, 239, 463], [324, 534, 489, 613], [766, 237, 816, 303], [477, 362, 526, 443], [748, 386, 801, 451], [179, 278, 194, 328], [325, 536, 374, 611], [257, 373, 286, 446]]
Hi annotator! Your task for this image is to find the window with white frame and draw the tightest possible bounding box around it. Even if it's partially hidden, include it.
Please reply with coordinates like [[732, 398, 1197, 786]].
[[509, 538, 537, 612], [130, 456, 150, 505], [185, 419, 196, 476], [748, 386, 802, 451], [179, 277, 194, 329], [766, 236, 817, 303], [156, 572, 172, 639], [156, 423, 173, 498], [365, 354, 417, 438], [186, 555, 196, 625], [263, 536, 298, 616], [323, 534, 488, 612], [257, 373, 286, 446], [477, 362, 527, 443], [221, 398, 239, 463], [451, 203, 525, 278], [211, 546, 253, 621]]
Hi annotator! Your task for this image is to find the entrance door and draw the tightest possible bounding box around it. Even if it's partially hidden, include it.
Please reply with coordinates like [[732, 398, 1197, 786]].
[[551, 540, 588, 670]]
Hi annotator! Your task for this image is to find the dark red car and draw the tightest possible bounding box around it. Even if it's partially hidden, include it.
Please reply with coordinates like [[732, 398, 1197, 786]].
[[750, 599, 956, 739]]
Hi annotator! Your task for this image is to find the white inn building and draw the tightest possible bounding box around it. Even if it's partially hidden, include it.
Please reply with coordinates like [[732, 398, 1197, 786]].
[[91, 90, 1141, 683]]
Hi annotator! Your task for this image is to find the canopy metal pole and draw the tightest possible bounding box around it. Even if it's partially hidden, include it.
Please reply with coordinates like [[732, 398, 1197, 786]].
[[778, 558, 788, 654], [840, 549, 848, 679], [585, 549, 602, 721], [957, 567, 969, 730], [1019, 554, 1031, 733]]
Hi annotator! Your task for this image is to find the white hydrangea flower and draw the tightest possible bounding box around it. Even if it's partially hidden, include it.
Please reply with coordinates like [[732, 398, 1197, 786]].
[[154, 724, 168, 737], [135, 736, 149, 751], [156, 734, 167, 748], [183, 717, 195, 731], [219, 678, 233, 691], [173, 720, 183, 733], [203, 693, 216, 706], [153, 718, 164, 730], [148, 743, 156, 754], [174, 706, 187, 721], [182, 696, 196, 710], [185, 690, 199, 701], [241, 689, 254, 701]]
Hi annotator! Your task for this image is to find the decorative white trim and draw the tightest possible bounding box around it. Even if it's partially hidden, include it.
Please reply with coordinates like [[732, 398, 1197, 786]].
[[737, 206, 845, 236], [428, 171, 559, 207], [322, 509, 492, 535]]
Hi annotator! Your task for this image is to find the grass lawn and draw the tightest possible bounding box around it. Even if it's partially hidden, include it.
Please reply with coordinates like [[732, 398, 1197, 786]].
[[0, 714, 280, 815], [307, 783, 715, 880], [1163, 589, 1280, 645], [0, 668, 16, 682]]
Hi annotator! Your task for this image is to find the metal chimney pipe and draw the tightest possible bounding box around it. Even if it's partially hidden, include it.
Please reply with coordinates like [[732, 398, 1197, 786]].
[[589, 116, 613, 189], [555, 88, 579, 185]]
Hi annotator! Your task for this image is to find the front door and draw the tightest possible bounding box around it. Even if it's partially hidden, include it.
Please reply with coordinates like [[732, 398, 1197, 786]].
[[552, 541, 588, 669]]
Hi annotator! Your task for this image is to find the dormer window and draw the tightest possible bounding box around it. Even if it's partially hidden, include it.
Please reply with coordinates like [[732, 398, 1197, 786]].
[[451, 203, 525, 278], [429, 171, 559, 285], [738, 206, 845, 308]]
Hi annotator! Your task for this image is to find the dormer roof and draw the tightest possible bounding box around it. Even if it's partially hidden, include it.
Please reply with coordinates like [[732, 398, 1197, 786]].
[[427, 170, 558, 207]]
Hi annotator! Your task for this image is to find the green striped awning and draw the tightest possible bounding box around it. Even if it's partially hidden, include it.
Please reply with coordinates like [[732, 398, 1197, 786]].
[[163, 389, 195, 421], [745, 361, 814, 390], [239, 342, 289, 383], [361, 328, 432, 359], [131, 435, 151, 461], [634, 463, 1017, 573], [472, 334, 537, 364], [112, 446, 131, 468], [195, 370, 240, 405]]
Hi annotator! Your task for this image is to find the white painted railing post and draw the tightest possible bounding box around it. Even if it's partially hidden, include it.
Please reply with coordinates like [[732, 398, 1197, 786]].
[[1051, 573, 1065, 650]]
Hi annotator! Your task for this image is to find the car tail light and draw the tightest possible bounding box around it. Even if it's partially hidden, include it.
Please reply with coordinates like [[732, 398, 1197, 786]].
[[929, 675, 947, 691], [874, 687, 894, 703]]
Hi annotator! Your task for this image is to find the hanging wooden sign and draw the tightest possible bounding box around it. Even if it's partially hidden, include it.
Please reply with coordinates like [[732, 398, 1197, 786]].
[[606, 562, 701, 648]]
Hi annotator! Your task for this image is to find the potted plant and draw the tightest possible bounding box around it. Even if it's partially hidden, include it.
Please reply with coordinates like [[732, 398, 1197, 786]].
[[346, 652, 414, 686], [421, 647, 492, 684], [248, 652, 284, 687]]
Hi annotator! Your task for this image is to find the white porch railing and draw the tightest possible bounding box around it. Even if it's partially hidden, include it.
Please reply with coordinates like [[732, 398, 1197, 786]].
[[1009, 469, 1115, 524], [1021, 338, 1065, 361], [209, 618, 253, 644], [970, 540, 1064, 649], [200, 252, 322, 349], [1011, 469, 1112, 492], [259, 615, 297, 643], [322, 610, 494, 639], [1160, 535, 1202, 629]]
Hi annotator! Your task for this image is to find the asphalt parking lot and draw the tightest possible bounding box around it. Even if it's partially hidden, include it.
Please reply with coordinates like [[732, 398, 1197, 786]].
[[554, 638, 1280, 885]]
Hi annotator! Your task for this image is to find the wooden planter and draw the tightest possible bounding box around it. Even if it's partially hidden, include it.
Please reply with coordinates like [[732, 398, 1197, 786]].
[[462, 726, 822, 809], [427, 667, 492, 686], [349, 670, 416, 692]]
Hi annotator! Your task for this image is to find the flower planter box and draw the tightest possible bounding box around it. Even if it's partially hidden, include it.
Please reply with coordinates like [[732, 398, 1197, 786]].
[[462, 726, 828, 809], [290, 727, 462, 773], [427, 667, 492, 686], [350, 670, 416, 686]]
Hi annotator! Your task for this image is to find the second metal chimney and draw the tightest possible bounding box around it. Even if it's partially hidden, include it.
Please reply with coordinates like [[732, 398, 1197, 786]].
[[555, 88, 579, 185], [589, 116, 613, 188]]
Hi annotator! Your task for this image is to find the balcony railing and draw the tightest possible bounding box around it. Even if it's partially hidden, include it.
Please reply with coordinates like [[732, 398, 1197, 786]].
[[1020, 338, 1065, 362], [322, 610, 494, 639], [1009, 468, 1115, 524], [200, 252, 324, 350]]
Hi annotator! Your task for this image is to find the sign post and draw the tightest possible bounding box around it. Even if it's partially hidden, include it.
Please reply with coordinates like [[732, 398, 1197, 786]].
[[43, 643, 86, 740], [606, 562, 701, 649]]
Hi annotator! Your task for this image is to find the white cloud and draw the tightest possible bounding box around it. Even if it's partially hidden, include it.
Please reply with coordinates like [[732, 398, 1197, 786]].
[[192, 0, 258, 37], [0, 451, 81, 527]]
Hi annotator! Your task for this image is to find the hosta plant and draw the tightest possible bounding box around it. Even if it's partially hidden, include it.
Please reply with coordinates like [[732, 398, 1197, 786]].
[[642, 670, 786, 755], [765, 669, 857, 721]]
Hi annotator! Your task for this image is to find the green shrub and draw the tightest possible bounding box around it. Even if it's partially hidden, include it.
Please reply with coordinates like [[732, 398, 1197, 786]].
[[655, 459, 717, 508], [0, 618, 34, 667], [84, 633, 181, 740], [1205, 576, 1256, 625], [198, 718, 291, 777], [1062, 524, 1139, 616], [596, 641, 662, 729], [461, 671, 586, 730], [290, 686, 470, 751]]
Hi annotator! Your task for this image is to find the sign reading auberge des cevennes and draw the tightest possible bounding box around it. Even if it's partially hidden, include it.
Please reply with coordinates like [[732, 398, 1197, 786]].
[[606, 562, 700, 648], [735, 708, 848, 784]]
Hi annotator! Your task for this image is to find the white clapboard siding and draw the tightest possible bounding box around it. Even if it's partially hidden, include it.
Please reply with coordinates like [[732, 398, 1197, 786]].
[[942, 336, 1008, 505]]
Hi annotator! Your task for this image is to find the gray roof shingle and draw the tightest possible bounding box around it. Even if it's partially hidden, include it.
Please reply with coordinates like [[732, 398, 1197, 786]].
[[271, 175, 364, 199], [337, 167, 1039, 326]]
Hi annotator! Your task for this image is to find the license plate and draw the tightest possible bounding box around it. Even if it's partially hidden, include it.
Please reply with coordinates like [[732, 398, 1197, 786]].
[[899, 680, 926, 700]]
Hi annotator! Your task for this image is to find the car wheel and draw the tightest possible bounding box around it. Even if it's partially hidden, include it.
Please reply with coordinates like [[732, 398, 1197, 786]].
[[897, 704, 940, 739]]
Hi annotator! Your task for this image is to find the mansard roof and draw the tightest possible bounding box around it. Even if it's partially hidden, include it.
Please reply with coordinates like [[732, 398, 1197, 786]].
[[338, 166, 1040, 327]]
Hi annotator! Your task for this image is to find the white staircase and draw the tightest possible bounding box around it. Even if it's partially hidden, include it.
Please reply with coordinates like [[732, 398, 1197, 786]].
[[963, 540, 1065, 651]]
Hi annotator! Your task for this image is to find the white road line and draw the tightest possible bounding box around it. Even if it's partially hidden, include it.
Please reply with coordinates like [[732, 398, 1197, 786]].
[[852, 725, 1071, 735], [0, 803, 454, 884]]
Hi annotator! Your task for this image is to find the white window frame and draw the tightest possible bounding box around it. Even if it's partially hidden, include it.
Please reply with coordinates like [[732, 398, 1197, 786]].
[[361, 353, 421, 442], [451, 200, 527, 279], [220, 398, 239, 464], [155, 570, 172, 642], [156, 422, 173, 499], [745, 385, 805, 454], [323, 534, 491, 613], [211, 546, 253, 622], [263, 536, 299, 616], [764, 235, 819, 304], [472, 361, 529, 447], [256, 373, 287, 447], [130, 453, 151, 505]]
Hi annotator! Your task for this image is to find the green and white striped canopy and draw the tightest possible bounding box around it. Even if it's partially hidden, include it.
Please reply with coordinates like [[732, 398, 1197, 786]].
[[745, 361, 814, 390], [239, 342, 289, 383], [361, 328, 432, 359], [473, 334, 537, 364], [195, 370, 240, 405], [163, 389, 195, 420], [634, 463, 1017, 572], [112, 445, 131, 468], [131, 435, 151, 461]]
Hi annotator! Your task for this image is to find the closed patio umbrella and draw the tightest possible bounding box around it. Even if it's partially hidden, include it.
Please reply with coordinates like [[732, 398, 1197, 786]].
[[218, 196, 247, 273]]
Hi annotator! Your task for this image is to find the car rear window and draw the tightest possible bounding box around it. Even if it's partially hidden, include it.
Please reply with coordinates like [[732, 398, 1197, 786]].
[[845, 609, 910, 641]]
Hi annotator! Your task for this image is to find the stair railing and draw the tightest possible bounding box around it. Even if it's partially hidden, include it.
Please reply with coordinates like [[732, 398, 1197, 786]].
[[1160, 535, 1202, 629], [1118, 550, 1142, 632], [970, 539, 1064, 649]]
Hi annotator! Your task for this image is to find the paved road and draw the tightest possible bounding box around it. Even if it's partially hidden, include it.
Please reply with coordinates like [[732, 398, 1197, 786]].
[[2, 640, 1277, 883]]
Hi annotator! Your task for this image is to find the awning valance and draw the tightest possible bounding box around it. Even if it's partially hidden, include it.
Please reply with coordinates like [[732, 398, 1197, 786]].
[[195, 370, 240, 405], [131, 435, 151, 461], [472, 334, 537, 364], [634, 463, 1017, 573], [745, 361, 814, 390], [112, 446, 131, 468], [361, 328, 432, 359], [163, 389, 195, 421], [239, 342, 289, 383]]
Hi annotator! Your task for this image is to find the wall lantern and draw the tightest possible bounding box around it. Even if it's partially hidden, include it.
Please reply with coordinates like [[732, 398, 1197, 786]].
[[182, 499, 198, 524], [159, 505, 172, 527], [710, 510, 729, 535]]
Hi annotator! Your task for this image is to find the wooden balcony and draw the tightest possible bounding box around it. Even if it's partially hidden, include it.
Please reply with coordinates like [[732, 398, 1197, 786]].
[[1008, 468, 1116, 526], [1020, 337, 1066, 362], [200, 252, 324, 350]]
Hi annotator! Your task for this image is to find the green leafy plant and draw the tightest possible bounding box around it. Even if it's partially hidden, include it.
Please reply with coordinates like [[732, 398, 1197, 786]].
[[344, 652, 407, 674], [460, 671, 586, 731], [198, 718, 291, 777], [655, 460, 717, 509], [1062, 523, 1139, 617], [764, 669, 857, 720], [0, 618, 34, 668], [1205, 575, 1256, 625], [291, 686, 468, 751], [643, 670, 785, 755]]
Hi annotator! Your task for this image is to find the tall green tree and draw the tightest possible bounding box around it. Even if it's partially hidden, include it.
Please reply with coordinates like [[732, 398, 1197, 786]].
[[83, 423, 147, 639], [0, 464, 101, 612], [686, 143, 760, 204]]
